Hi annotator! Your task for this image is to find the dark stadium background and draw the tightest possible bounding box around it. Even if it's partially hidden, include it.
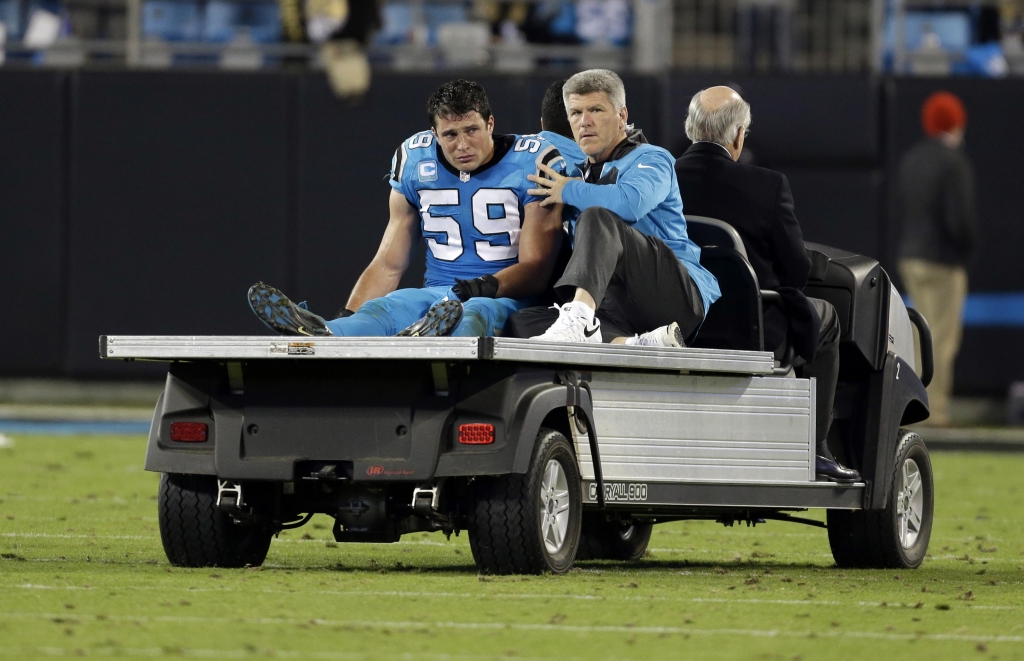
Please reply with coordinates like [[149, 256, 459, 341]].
[[1, 70, 1021, 394]]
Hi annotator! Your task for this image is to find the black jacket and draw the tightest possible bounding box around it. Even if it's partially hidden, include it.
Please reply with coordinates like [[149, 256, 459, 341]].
[[896, 138, 977, 266], [675, 142, 815, 355]]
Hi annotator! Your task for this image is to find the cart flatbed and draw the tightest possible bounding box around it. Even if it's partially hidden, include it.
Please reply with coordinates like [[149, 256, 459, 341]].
[[101, 335, 776, 375]]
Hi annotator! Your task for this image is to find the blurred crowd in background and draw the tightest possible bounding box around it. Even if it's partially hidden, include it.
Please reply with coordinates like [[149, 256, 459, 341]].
[[1, 0, 1023, 77]]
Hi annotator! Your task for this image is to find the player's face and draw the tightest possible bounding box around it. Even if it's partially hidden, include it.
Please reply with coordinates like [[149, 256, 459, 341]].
[[433, 113, 496, 172], [567, 91, 628, 162]]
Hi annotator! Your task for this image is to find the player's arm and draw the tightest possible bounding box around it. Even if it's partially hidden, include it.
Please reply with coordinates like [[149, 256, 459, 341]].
[[486, 142, 567, 298], [491, 200, 565, 299], [449, 201, 564, 302], [343, 189, 420, 312]]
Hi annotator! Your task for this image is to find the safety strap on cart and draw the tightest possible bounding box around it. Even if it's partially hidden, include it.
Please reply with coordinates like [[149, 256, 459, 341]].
[[557, 371, 605, 509]]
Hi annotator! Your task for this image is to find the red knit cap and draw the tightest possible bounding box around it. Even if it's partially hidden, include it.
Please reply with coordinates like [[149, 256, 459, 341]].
[[922, 91, 967, 137]]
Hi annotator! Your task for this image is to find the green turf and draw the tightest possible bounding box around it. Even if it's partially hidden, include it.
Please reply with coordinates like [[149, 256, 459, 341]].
[[1, 436, 1022, 660]]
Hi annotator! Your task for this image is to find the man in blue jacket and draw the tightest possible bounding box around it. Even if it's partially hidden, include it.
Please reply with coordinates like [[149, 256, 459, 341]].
[[525, 69, 720, 345]]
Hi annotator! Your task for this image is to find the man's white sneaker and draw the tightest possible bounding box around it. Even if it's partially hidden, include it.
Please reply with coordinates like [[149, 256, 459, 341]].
[[531, 304, 603, 343], [624, 322, 685, 348]]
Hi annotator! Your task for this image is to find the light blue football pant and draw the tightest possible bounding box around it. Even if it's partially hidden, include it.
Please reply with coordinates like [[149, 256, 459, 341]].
[[324, 286, 527, 337]]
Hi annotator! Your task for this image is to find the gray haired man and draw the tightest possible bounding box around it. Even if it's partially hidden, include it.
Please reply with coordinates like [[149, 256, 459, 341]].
[[519, 69, 721, 346], [675, 86, 858, 483]]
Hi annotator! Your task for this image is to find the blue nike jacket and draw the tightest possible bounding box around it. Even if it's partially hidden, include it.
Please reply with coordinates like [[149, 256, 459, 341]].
[[561, 138, 722, 313]]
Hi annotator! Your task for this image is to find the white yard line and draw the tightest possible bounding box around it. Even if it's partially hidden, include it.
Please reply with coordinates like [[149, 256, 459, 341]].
[[5, 584, 1019, 610], [0, 516, 158, 522], [0, 648, 575, 660], [688, 597, 1018, 610], [0, 612, 1021, 644], [0, 532, 435, 544], [648, 547, 834, 557], [651, 547, 1020, 564], [5, 533, 1018, 564], [2, 532, 151, 541]]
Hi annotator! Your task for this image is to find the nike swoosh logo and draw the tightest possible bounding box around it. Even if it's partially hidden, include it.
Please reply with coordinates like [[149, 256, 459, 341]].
[[637, 163, 654, 170], [584, 325, 599, 338]]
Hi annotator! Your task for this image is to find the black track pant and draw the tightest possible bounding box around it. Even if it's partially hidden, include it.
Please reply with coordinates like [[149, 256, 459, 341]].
[[549, 207, 706, 340], [792, 297, 841, 450]]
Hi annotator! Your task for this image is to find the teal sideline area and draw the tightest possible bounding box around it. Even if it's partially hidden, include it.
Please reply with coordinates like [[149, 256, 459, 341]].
[[905, 292, 1024, 327], [961, 293, 1024, 326], [0, 420, 150, 435]]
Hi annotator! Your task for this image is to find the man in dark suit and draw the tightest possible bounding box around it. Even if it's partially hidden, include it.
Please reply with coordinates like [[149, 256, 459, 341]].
[[675, 86, 859, 483]]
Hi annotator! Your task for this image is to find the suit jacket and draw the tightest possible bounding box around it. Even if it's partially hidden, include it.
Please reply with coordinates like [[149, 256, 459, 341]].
[[675, 142, 816, 355]]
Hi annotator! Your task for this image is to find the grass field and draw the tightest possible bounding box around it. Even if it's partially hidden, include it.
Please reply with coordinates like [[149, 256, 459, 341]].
[[1, 435, 1022, 660]]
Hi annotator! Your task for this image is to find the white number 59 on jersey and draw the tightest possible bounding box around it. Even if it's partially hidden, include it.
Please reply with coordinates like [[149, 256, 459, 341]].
[[418, 188, 521, 262]]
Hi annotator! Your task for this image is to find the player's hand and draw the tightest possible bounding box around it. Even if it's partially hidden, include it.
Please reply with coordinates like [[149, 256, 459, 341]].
[[452, 275, 499, 301], [528, 163, 579, 207]]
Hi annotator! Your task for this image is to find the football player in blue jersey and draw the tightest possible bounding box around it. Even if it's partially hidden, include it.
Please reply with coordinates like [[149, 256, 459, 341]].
[[248, 79, 566, 338], [538, 78, 586, 170]]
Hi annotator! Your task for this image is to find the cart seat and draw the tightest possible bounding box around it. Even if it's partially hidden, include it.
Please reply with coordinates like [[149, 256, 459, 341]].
[[686, 215, 779, 357]]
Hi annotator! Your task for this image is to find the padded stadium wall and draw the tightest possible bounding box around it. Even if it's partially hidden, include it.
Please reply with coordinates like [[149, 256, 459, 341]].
[[0, 70, 1020, 394]]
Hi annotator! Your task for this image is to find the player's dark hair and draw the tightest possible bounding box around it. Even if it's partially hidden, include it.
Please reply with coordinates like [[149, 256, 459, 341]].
[[427, 80, 492, 128], [541, 79, 573, 139]]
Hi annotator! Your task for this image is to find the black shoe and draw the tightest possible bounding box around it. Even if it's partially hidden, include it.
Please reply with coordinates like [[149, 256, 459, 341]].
[[398, 299, 464, 337], [816, 455, 861, 484], [248, 282, 332, 337]]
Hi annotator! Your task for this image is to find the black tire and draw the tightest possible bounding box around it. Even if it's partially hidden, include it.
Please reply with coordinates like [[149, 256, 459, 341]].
[[158, 473, 273, 568], [827, 429, 934, 569], [467, 428, 582, 574], [576, 514, 653, 561]]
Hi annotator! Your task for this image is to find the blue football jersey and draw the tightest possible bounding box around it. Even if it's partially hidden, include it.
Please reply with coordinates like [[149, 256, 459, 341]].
[[390, 131, 564, 287], [539, 130, 585, 170], [539, 131, 585, 230]]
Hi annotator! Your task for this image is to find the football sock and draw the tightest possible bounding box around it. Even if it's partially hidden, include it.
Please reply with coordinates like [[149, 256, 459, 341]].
[[567, 301, 596, 324]]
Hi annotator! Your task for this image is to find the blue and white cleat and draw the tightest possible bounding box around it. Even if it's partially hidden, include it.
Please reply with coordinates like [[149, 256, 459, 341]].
[[248, 282, 332, 336], [398, 299, 464, 337]]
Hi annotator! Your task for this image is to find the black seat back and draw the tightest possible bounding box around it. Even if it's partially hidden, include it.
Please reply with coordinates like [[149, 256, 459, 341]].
[[686, 216, 764, 351], [685, 215, 750, 261]]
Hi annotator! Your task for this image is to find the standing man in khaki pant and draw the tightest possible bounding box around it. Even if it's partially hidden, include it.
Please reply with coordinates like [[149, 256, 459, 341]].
[[896, 91, 977, 426]]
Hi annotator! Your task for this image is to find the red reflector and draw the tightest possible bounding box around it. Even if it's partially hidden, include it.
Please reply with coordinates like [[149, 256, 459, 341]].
[[459, 423, 494, 445], [170, 422, 208, 442]]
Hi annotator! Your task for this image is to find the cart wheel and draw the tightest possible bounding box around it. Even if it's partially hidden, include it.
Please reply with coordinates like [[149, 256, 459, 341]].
[[158, 473, 272, 568], [577, 514, 653, 561], [827, 429, 934, 569], [467, 428, 582, 574]]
